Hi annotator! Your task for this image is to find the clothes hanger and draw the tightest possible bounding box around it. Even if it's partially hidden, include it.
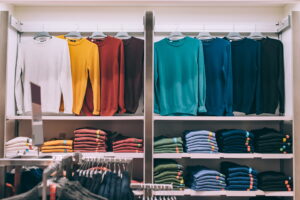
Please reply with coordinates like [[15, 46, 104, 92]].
[[33, 25, 52, 41], [65, 25, 82, 39], [248, 24, 265, 40], [90, 24, 107, 39], [226, 24, 243, 41], [167, 32, 185, 41], [115, 32, 131, 39], [196, 25, 214, 40]]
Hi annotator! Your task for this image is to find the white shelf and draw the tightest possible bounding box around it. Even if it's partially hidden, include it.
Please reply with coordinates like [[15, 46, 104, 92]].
[[39, 152, 144, 159], [153, 153, 293, 159], [6, 115, 144, 121], [134, 189, 294, 197], [154, 115, 292, 121]]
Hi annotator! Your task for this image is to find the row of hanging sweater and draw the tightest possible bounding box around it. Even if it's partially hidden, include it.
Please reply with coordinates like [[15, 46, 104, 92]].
[[154, 33, 285, 116], [15, 32, 144, 116]]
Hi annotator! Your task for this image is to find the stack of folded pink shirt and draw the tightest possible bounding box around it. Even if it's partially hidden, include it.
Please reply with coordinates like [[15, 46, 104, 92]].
[[73, 128, 108, 152], [112, 137, 143, 153]]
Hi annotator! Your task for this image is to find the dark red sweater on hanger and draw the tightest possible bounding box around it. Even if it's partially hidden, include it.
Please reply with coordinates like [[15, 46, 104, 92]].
[[81, 36, 125, 116]]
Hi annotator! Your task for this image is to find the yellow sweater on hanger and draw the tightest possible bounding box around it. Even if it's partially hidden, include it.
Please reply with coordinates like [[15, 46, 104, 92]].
[[57, 35, 100, 115]]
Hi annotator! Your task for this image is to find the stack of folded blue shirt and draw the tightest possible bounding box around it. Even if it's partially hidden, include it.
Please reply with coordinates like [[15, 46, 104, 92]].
[[186, 166, 226, 191], [184, 130, 219, 153], [221, 162, 258, 191], [216, 129, 254, 153]]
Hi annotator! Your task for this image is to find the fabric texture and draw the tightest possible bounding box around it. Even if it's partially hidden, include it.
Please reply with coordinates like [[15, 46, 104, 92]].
[[154, 36, 206, 116], [15, 37, 72, 114], [57, 35, 100, 115]]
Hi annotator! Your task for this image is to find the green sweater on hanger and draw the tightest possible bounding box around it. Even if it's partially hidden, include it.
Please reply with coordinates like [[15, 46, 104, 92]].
[[154, 36, 206, 116]]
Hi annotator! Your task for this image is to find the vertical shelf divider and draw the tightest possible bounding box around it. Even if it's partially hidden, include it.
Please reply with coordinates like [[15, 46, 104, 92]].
[[143, 11, 154, 184]]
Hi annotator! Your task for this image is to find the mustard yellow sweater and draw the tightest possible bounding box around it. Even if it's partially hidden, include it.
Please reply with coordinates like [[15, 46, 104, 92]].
[[57, 36, 100, 115]]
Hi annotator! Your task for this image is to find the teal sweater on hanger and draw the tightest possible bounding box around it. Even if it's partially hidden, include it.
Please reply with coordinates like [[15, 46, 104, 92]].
[[154, 37, 206, 116]]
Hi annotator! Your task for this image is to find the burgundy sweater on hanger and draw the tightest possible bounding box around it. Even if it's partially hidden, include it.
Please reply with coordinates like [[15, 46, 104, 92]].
[[81, 36, 125, 116]]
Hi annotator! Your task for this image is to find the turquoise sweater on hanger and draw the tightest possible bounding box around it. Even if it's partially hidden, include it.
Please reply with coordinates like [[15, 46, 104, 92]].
[[154, 37, 206, 116]]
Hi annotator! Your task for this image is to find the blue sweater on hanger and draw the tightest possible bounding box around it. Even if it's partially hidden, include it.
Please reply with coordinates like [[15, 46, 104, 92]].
[[154, 37, 206, 116], [201, 38, 233, 116], [229, 38, 261, 114]]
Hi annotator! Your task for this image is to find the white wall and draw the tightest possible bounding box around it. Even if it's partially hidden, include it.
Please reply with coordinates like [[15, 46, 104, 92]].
[[13, 6, 283, 32]]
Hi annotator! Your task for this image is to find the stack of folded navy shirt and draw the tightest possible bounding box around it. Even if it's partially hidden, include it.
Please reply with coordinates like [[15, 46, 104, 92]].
[[258, 171, 293, 191], [184, 130, 219, 153], [252, 128, 292, 153], [186, 166, 226, 191], [216, 130, 254, 153], [221, 162, 258, 191]]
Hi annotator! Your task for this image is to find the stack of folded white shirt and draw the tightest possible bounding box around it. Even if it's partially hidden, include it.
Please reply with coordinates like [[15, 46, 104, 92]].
[[5, 137, 38, 158]]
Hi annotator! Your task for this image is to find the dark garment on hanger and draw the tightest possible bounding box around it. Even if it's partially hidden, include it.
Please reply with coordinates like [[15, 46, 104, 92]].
[[226, 38, 261, 114], [258, 37, 285, 114], [122, 37, 144, 114], [201, 38, 233, 116]]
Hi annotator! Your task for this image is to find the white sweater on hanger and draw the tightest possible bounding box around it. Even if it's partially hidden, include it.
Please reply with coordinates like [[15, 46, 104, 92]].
[[15, 37, 73, 115]]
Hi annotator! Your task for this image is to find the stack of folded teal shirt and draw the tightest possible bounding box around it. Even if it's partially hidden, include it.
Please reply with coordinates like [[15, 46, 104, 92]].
[[154, 136, 184, 153], [154, 159, 185, 190]]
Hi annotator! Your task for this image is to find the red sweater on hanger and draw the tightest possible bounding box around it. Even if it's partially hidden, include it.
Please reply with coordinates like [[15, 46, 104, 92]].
[[81, 36, 125, 116]]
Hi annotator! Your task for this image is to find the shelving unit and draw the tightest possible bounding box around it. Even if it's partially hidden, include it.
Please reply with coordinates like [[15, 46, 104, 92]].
[[0, 1, 298, 199]]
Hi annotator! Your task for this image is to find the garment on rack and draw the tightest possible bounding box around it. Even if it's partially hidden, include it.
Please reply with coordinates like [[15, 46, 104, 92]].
[[5, 137, 38, 158], [154, 136, 183, 153], [258, 37, 285, 114], [216, 130, 254, 153], [258, 171, 293, 191], [57, 35, 100, 115], [74, 166, 133, 200], [184, 130, 218, 153], [154, 36, 206, 116], [185, 166, 226, 191], [122, 37, 144, 114], [73, 128, 108, 152], [227, 38, 261, 114], [252, 128, 292, 153], [154, 159, 185, 190], [221, 162, 258, 191], [200, 38, 233, 116], [41, 140, 73, 153], [81, 36, 125, 116], [15, 37, 73, 115], [3, 178, 108, 200]]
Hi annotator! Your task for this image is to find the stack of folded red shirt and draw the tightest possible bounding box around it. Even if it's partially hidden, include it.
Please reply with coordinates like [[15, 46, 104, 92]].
[[73, 128, 108, 152], [112, 137, 143, 153]]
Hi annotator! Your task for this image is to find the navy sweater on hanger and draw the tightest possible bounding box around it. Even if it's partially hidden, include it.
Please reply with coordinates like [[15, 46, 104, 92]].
[[201, 38, 233, 116], [258, 37, 285, 114], [229, 38, 261, 114]]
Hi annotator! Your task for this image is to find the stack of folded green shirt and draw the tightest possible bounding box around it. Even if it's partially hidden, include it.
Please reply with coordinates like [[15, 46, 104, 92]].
[[154, 136, 184, 153], [154, 159, 185, 190]]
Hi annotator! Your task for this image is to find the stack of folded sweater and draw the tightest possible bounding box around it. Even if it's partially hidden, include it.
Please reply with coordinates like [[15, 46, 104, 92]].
[[258, 171, 293, 191], [5, 137, 38, 158], [252, 128, 292, 153], [112, 136, 143, 153], [184, 130, 218, 153], [186, 166, 226, 191], [73, 128, 108, 152], [221, 162, 258, 191], [41, 140, 73, 153], [154, 136, 184, 153], [216, 130, 254, 153], [154, 159, 185, 190]]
